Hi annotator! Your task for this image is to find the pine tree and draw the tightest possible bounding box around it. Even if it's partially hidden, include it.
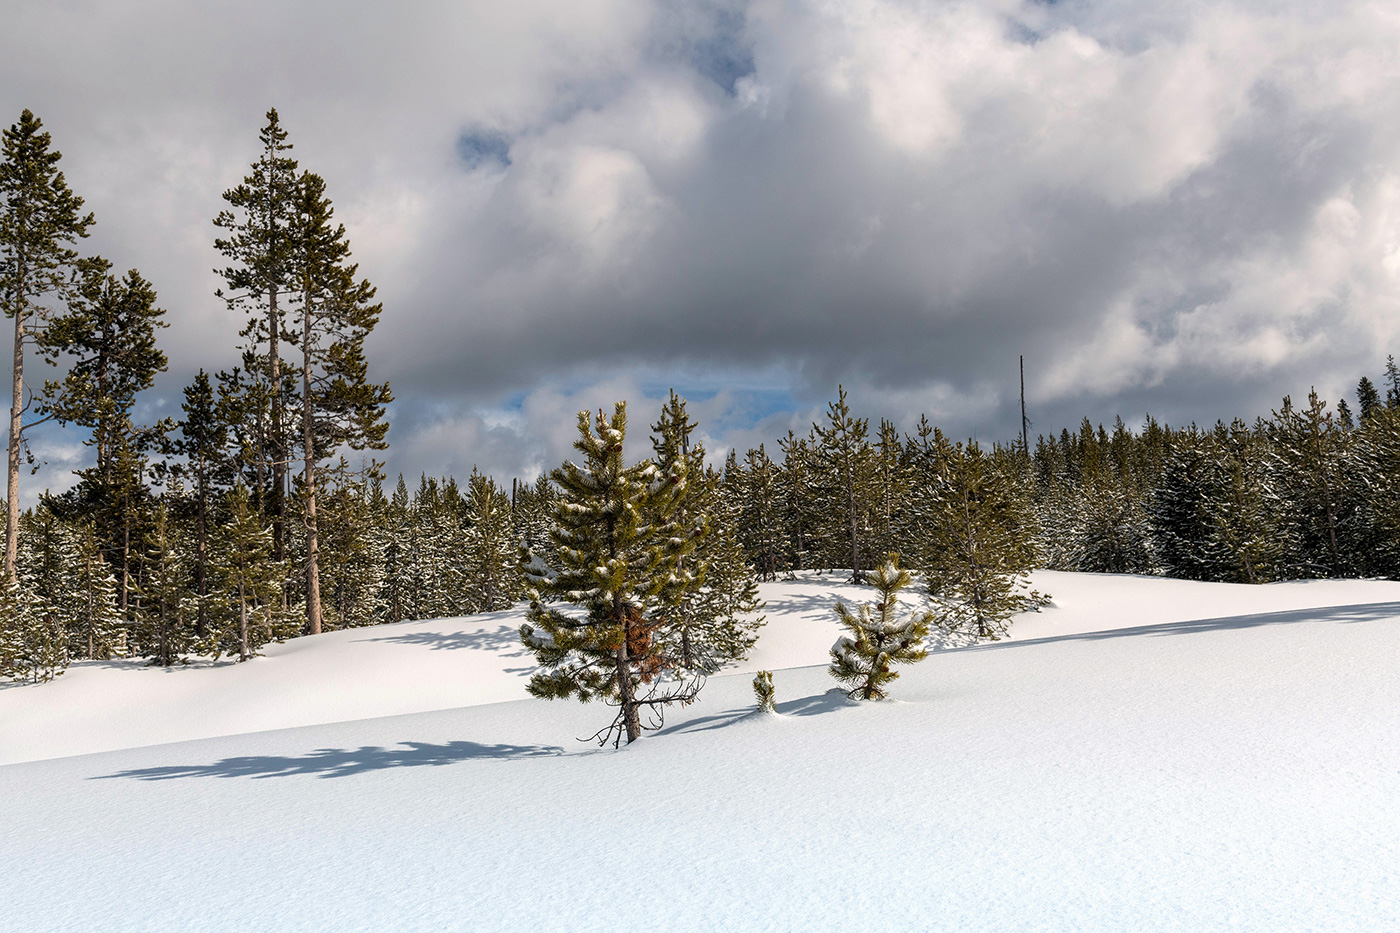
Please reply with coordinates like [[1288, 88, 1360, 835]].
[[378, 474, 414, 624], [519, 403, 699, 746], [1203, 421, 1281, 584], [511, 474, 556, 561], [460, 469, 521, 612], [736, 444, 784, 581], [777, 429, 823, 572], [40, 261, 170, 612], [1349, 405, 1400, 577], [648, 392, 764, 674], [170, 370, 231, 637], [923, 437, 1045, 640], [1358, 376, 1382, 423], [68, 521, 122, 659], [0, 109, 95, 580], [6, 506, 78, 681], [829, 554, 931, 700], [870, 418, 908, 558], [813, 386, 875, 580], [752, 670, 776, 713], [306, 462, 386, 629], [1337, 398, 1354, 430], [1072, 478, 1154, 574], [1148, 429, 1223, 580], [0, 571, 65, 683], [1265, 391, 1354, 577], [214, 108, 299, 570], [286, 169, 391, 635], [133, 504, 195, 667], [209, 484, 290, 661]]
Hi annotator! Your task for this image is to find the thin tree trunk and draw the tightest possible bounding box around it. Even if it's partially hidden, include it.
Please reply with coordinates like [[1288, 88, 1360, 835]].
[[616, 619, 641, 744], [238, 579, 248, 662], [6, 300, 24, 582], [120, 511, 130, 615], [846, 460, 860, 582], [269, 285, 284, 565], [194, 463, 207, 637], [302, 290, 322, 635]]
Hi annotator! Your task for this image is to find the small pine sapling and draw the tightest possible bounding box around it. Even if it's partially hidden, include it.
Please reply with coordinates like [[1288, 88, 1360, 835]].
[[752, 670, 776, 713], [829, 554, 932, 700]]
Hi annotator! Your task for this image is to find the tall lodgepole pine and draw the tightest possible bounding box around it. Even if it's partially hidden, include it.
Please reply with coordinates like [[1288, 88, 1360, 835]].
[[287, 170, 390, 635], [40, 261, 169, 610], [0, 110, 94, 581], [214, 108, 297, 568]]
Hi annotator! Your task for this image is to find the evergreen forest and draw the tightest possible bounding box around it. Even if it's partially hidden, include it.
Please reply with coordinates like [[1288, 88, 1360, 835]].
[[3, 107, 1398, 694]]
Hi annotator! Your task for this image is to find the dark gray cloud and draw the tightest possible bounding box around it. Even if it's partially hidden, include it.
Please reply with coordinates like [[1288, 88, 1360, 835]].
[[5, 0, 1400, 495]]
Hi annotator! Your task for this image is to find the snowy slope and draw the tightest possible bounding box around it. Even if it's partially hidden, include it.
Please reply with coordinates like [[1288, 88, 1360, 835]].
[[3, 572, 1399, 931], [6, 570, 1399, 765]]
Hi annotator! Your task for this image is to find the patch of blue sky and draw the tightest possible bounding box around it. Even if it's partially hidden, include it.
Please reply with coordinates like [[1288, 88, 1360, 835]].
[[456, 129, 511, 170], [681, 7, 755, 97]]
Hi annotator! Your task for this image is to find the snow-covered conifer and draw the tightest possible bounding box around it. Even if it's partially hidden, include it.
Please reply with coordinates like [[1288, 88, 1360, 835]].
[[1264, 391, 1356, 577], [461, 469, 522, 612], [923, 437, 1045, 640], [752, 670, 776, 713], [0, 572, 65, 683], [132, 504, 196, 667], [813, 386, 876, 580], [829, 554, 932, 700], [736, 444, 784, 581], [519, 402, 700, 746], [646, 393, 764, 673]]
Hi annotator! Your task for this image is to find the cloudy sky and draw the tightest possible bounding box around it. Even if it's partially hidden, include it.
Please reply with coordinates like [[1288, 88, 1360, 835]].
[[5, 0, 1400, 494]]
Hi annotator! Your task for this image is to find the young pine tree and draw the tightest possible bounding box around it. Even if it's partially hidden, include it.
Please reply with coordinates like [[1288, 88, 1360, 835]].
[[736, 444, 785, 581], [923, 437, 1045, 640], [209, 484, 290, 662], [133, 504, 195, 667], [829, 554, 932, 700], [460, 469, 522, 613], [518, 403, 699, 746], [647, 392, 764, 675], [0, 571, 65, 683], [813, 386, 875, 581], [1265, 391, 1354, 577], [752, 670, 776, 713]]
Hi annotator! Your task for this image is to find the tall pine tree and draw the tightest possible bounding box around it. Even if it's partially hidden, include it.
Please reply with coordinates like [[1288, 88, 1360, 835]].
[[0, 110, 94, 580]]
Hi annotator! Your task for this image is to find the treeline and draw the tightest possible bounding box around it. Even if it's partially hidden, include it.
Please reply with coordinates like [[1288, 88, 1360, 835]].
[[4, 107, 1396, 690], [0, 107, 391, 681], [716, 377, 1400, 590]]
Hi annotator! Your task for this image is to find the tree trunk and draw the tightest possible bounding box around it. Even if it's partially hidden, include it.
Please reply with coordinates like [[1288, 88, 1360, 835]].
[[194, 463, 207, 637], [268, 285, 284, 565], [302, 290, 322, 635], [615, 627, 641, 744], [6, 300, 24, 582], [238, 578, 249, 662]]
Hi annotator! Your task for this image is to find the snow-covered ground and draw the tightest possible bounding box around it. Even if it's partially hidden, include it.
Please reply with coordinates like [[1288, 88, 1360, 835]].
[[3, 571, 1399, 931]]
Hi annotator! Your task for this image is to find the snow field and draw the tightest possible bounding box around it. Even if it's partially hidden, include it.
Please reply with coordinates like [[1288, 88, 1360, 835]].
[[2, 572, 1399, 931]]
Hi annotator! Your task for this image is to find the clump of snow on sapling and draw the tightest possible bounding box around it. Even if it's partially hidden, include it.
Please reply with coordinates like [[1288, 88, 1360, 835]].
[[828, 554, 932, 700], [752, 670, 776, 713]]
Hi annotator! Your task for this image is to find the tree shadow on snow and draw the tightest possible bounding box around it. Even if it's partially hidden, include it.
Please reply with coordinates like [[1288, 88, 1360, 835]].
[[996, 600, 1400, 650], [657, 688, 858, 737], [354, 624, 528, 655], [93, 739, 564, 782]]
